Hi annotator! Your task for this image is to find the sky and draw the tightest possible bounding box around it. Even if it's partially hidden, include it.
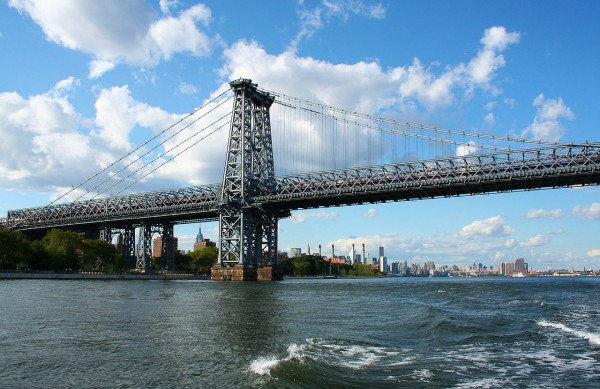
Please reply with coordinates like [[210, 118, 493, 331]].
[[1, 0, 600, 270]]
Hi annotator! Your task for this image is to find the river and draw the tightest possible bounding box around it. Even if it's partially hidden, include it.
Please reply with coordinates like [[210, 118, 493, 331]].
[[1, 277, 599, 387]]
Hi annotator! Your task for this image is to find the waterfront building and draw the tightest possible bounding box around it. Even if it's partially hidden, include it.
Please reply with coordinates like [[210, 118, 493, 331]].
[[290, 248, 302, 257], [379, 246, 385, 258], [391, 262, 399, 274]]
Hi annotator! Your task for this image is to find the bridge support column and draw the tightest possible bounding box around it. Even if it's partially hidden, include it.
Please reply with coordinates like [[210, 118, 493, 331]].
[[121, 226, 136, 269], [212, 78, 283, 281], [159, 222, 175, 271], [136, 223, 153, 272]]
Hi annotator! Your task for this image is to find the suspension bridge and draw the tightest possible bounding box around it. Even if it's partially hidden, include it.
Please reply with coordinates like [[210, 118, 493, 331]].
[[3, 79, 600, 280]]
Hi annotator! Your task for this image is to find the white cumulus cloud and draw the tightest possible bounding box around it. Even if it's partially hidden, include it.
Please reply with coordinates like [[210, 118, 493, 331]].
[[9, 0, 214, 78], [587, 249, 600, 257], [519, 234, 550, 247], [573, 203, 600, 220], [221, 25, 520, 113], [458, 216, 514, 238], [522, 93, 574, 141]]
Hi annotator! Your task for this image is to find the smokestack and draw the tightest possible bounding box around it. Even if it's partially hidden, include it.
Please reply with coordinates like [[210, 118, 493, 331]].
[[362, 243, 366, 265], [318, 245, 322, 256], [331, 244, 335, 258]]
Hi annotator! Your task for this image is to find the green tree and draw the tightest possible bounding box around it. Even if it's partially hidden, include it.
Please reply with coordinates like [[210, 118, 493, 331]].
[[187, 246, 218, 274], [293, 261, 309, 276], [42, 229, 84, 271], [82, 239, 118, 271], [28, 240, 51, 270], [0, 227, 30, 270]]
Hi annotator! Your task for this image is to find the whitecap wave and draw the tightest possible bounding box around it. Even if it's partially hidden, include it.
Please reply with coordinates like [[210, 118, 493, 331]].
[[249, 356, 281, 376], [249, 342, 307, 376], [249, 338, 407, 375], [537, 320, 600, 346]]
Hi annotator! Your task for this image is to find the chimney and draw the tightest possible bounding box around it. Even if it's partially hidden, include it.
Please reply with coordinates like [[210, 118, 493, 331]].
[[362, 243, 366, 265]]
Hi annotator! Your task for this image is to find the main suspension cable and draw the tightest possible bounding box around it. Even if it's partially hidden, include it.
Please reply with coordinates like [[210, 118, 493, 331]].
[[111, 119, 230, 196], [92, 112, 231, 199], [49, 87, 232, 205], [72, 95, 232, 202]]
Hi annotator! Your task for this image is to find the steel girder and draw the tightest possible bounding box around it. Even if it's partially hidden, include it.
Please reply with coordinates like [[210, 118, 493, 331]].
[[218, 79, 280, 267]]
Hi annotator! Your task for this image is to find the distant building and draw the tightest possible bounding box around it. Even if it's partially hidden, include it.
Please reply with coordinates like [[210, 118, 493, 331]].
[[379, 256, 387, 273], [153, 237, 178, 258], [379, 246, 385, 258], [505, 262, 515, 276], [515, 258, 528, 274], [323, 256, 347, 264], [398, 260, 408, 274], [290, 248, 302, 257]]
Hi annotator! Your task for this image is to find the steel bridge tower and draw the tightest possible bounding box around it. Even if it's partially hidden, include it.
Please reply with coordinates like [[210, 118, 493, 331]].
[[211, 79, 285, 281]]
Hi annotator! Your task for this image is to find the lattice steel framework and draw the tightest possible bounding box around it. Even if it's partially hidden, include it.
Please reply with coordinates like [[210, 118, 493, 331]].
[[160, 222, 175, 270], [136, 222, 154, 271], [218, 79, 281, 267]]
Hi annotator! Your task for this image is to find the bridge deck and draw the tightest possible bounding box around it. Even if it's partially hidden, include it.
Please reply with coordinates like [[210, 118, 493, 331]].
[[5, 144, 600, 232]]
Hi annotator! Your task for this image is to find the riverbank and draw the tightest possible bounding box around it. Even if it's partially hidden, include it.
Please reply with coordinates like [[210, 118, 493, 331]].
[[0, 272, 209, 280]]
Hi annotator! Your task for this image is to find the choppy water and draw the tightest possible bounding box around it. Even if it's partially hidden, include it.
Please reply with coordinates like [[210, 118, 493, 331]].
[[1, 277, 599, 388]]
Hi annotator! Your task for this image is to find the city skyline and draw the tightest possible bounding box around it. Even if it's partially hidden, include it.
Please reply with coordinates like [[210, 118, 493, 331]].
[[1, 1, 600, 269]]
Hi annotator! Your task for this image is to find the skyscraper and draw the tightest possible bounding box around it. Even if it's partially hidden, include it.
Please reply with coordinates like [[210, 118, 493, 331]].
[[193, 226, 216, 251], [195, 227, 204, 243]]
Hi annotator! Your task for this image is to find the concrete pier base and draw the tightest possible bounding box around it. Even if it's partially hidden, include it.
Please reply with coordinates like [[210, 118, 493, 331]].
[[210, 265, 283, 281]]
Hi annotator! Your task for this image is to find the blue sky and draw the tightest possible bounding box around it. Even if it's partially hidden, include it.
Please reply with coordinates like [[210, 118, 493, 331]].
[[1, 0, 599, 270]]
